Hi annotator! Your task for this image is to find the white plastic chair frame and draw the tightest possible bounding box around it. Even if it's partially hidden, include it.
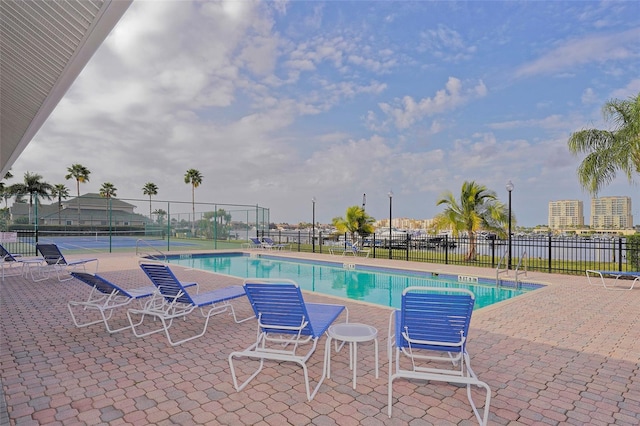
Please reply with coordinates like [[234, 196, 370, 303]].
[[387, 286, 491, 425], [228, 279, 348, 401]]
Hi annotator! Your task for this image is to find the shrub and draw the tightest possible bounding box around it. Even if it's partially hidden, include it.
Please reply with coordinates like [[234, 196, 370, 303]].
[[627, 234, 640, 271]]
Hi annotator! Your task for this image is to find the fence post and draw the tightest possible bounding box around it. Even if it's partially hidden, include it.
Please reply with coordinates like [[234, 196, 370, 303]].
[[618, 237, 623, 271], [167, 202, 171, 252], [490, 238, 495, 268], [444, 235, 449, 264], [547, 234, 552, 273], [372, 232, 376, 258], [405, 233, 409, 261]]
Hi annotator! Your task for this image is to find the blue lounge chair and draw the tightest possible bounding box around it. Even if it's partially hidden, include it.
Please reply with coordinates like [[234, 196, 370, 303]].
[[0, 243, 43, 281], [34, 243, 98, 282], [585, 270, 639, 290], [243, 237, 264, 250], [129, 263, 252, 346], [261, 237, 289, 251], [343, 241, 370, 258], [329, 240, 370, 258], [388, 286, 491, 425], [68, 272, 188, 333], [229, 279, 348, 401]]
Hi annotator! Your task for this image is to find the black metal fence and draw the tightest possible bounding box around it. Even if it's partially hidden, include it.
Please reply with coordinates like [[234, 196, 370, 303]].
[[3, 227, 637, 276], [261, 230, 638, 275]]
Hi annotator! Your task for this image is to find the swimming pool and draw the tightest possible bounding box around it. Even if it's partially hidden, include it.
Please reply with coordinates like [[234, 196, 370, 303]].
[[167, 253, 543, 309]]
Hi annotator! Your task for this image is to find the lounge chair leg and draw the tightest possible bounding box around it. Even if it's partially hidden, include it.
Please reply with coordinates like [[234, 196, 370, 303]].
[[228, 350, 265, 392]]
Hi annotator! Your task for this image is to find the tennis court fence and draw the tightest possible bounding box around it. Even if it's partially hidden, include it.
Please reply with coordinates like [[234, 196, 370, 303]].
[[2, 196, 271, 254]]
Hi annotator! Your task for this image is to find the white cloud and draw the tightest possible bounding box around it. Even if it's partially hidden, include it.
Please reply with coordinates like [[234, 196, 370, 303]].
[[610, 79, 640, 99], [515, 28, 640, 78], [377, 77, 488, 129], [489, 114, 582, 131], [417, 24, 477, 62], [581, 88, 598, 104]]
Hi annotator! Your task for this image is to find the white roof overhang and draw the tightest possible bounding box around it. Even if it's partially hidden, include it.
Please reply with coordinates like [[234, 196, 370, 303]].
[[0, 0, 132, 176]]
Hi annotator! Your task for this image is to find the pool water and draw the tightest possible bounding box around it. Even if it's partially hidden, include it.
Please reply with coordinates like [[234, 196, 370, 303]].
[[167, 253, 541, 309]]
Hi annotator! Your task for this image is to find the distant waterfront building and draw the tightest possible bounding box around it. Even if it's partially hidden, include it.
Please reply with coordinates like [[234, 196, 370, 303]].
[[548, 200, 584, 229], [590, 196, 633, 229], [373, 217, 435, 230]]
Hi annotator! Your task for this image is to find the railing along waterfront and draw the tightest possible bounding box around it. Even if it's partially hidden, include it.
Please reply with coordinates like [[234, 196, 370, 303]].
[[260, 231, 638, 276], [3, 222, 637, 277]]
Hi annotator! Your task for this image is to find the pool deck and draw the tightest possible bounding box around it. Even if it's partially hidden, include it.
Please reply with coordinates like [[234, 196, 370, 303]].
[[1, 250, 639, 425]]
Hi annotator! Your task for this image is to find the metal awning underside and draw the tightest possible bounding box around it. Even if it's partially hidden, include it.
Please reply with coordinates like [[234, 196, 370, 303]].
[[0, 0, 132, 176]]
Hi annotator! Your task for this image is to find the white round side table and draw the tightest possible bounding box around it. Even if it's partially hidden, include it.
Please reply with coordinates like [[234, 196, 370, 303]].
[[325, 322, 379, 389]]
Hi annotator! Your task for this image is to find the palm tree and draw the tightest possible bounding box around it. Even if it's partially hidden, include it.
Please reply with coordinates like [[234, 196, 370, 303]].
[[568, 93, 640, 194], [434, 181, 511, 261], [204, 209, 233, 239], [184, 169, 203, 235], [51, 184, 70, 225], [65, 164, 91, 217], [142, 182, 158, 220], [8, 172, 53, 224], [0, 171, 13, 208], [99, 182, 117, 223], [332, 205, 375, 243], [153, 208, 167, 226]]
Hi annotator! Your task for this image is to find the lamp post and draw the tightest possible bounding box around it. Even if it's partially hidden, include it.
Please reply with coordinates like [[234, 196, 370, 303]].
[[388, 190, 393, 259], [312, 197, 316, 253], [506, 180, 514, 270]]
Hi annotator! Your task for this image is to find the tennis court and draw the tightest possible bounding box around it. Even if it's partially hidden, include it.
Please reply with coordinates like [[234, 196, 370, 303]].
[[34, 230, 198, 251]]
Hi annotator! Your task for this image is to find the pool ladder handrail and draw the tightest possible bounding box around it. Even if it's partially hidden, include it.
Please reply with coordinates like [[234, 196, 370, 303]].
[[135, 239, 167, 263], [496, 250, 528, 289]]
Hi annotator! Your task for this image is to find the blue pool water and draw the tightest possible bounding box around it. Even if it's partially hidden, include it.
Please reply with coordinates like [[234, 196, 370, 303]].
[[167, 253, 542, 309]]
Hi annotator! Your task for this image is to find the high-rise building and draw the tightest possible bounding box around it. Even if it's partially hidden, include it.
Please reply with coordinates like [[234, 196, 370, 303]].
[[548, 200, 584, 229], [590, 196, 633, 229]]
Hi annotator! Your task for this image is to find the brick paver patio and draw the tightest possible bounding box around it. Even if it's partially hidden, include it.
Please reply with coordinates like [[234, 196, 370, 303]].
[[1, 251, 638, 425]]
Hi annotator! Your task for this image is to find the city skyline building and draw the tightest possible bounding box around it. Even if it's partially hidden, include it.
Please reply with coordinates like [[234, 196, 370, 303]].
[[548, 200, 585, 230], [590, 196, 633, 229]]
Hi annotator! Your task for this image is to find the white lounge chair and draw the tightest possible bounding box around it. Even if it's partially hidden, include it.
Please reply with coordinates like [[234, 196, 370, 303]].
[[585, 270, 640, 290]]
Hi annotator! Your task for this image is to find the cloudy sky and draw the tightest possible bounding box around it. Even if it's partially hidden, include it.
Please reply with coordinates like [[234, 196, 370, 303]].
[[10, 0, 640, 227]]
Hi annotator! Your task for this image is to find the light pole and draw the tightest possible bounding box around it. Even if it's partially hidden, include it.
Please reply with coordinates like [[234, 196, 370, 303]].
[[312, 197, 316, 253], [506, 180, 514, 270], [388, 190, 393, 259]]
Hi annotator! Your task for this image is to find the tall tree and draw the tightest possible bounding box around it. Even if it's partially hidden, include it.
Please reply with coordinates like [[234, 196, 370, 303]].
[[184, 169, 203, 235], [51, 184, 70, 225], [8, 172, 53, 224], [568, 93, 640, 194], [142, 182, 159, 220], [0, 170, 13, 208], [65, 164, 91, 217], [99, 182, 117, 223], [332, 205, 375, 243], [153, 209, 167, 226], [434, 181, 511, 261]]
